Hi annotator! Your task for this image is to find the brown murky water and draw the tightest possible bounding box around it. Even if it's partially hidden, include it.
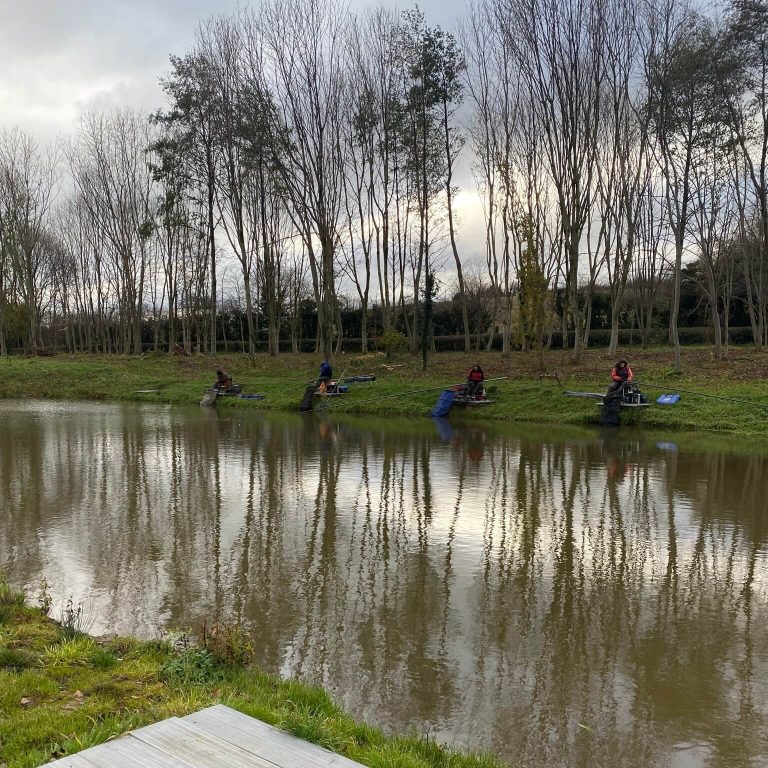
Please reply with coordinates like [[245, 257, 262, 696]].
[[2, 400, 767, 767]]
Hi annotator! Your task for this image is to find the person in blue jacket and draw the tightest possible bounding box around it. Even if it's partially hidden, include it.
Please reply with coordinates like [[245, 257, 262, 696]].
[[317, 360, 333, 395]]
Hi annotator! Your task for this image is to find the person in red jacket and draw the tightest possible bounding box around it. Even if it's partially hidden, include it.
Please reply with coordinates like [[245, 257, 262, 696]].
[[466, 364, 485, 398], [608, 359, 633, 396]]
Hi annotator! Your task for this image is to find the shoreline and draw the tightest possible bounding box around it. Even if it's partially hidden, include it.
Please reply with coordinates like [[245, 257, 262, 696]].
[[0, 580, 503, 768], [1, 349, 768, 435]]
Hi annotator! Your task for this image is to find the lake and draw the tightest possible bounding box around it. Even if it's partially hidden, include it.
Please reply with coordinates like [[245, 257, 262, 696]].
[[1, 400, 767, 767]]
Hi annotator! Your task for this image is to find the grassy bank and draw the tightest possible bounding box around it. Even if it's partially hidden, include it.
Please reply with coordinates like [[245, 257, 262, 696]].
[[1, 347, 768, 434], [0, 579, 503, 768]]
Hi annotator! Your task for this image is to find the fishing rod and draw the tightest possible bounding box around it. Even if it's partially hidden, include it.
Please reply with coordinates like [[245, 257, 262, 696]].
[[320, 376, 510, 410], [641, 381, 768, 411]]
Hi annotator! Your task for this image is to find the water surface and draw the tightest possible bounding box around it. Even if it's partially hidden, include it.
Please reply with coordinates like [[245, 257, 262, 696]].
[[2, 400, 767, 767]]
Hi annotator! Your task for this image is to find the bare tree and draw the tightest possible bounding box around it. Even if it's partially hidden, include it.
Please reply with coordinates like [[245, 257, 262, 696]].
[[713, 0, 768, 349], [397, 8, 455, 365], [463, 1, 504, 348], [343, 17, 377, 353], [601, 0, 654, 355], [631, 177, 670, 348], [691, 133, 736, 359], [198, 14, 264, 355], [501, 0, 607, 362], [256, 0, 347, 362], [157, 52, 220, 354], [66, 111, 154, 354], [0, 128, 57, 353], [433, 27, 470, 352], [645, 0, 713, 368]]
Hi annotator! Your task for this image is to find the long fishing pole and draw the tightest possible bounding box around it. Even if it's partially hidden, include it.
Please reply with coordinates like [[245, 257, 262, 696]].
[[641, 381, 768, 411], [320, 376, 509, 410]]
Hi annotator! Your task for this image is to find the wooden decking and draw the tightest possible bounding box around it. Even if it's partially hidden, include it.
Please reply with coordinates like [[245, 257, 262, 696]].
[[44, 704, 365, 768]]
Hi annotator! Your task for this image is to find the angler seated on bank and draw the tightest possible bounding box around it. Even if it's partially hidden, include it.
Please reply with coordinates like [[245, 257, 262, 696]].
[[317, 360, 333, 394], [466, 364, 485, 398], [214, 369, 241, 395], [607, 359, 633, 397]]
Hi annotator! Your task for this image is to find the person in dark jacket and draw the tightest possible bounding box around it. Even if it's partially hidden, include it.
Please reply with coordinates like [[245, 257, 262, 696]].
[[607, 359, 633, 396], [215, 369, 233, 391], [466, 364, 485, 398]]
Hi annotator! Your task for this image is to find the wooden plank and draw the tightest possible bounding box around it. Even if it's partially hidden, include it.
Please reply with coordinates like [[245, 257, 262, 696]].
[[42, 756, 101, 767], [185, 708, 327, 768], [69, 734, 197, 768], [185, 706, 364, 768], [130, 717, 277, 768], [45, 706, 368, 768]]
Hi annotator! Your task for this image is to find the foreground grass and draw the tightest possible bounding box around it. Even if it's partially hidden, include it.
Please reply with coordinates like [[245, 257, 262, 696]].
[[1, 346, 768, 434], [0, 581, 505, 768]]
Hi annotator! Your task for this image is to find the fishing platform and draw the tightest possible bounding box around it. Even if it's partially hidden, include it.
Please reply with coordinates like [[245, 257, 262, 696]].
[[430, 383, 497, 417], [563, 388, 650, 408], [452, 384, 496, 407], [564, 383, 651, 426], [44, 704, 366, 768]]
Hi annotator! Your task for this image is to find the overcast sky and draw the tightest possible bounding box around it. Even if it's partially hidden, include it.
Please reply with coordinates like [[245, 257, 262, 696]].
[[0, 0, 485, 279], [2, 0, 237, 140], [1, 0, 469, 141]]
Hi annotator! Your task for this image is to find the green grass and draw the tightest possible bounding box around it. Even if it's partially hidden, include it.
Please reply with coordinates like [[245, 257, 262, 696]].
[[0, 578, 506, 768], [1, 347, 768, 434]]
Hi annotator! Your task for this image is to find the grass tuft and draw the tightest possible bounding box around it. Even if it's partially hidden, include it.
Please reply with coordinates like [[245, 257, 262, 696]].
[[0, 578, 25, 625], [0, 647, 35, 671], [161, 648, 223, 685], [37, 636, 117, 672]]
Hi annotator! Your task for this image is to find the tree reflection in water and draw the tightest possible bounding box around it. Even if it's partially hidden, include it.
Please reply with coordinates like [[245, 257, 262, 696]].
[[1, 401, 767, 768]]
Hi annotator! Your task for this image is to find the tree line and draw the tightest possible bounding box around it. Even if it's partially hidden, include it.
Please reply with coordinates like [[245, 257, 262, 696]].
[[0, 0, 766, 366]]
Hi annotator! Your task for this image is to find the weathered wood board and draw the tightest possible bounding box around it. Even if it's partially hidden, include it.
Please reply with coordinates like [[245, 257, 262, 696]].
[[43, 705, 367, 768]]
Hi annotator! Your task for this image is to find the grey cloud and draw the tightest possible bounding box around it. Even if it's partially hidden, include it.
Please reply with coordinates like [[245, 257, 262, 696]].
[[0, 0, 240, 138], [1, 0, 467, 141]]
